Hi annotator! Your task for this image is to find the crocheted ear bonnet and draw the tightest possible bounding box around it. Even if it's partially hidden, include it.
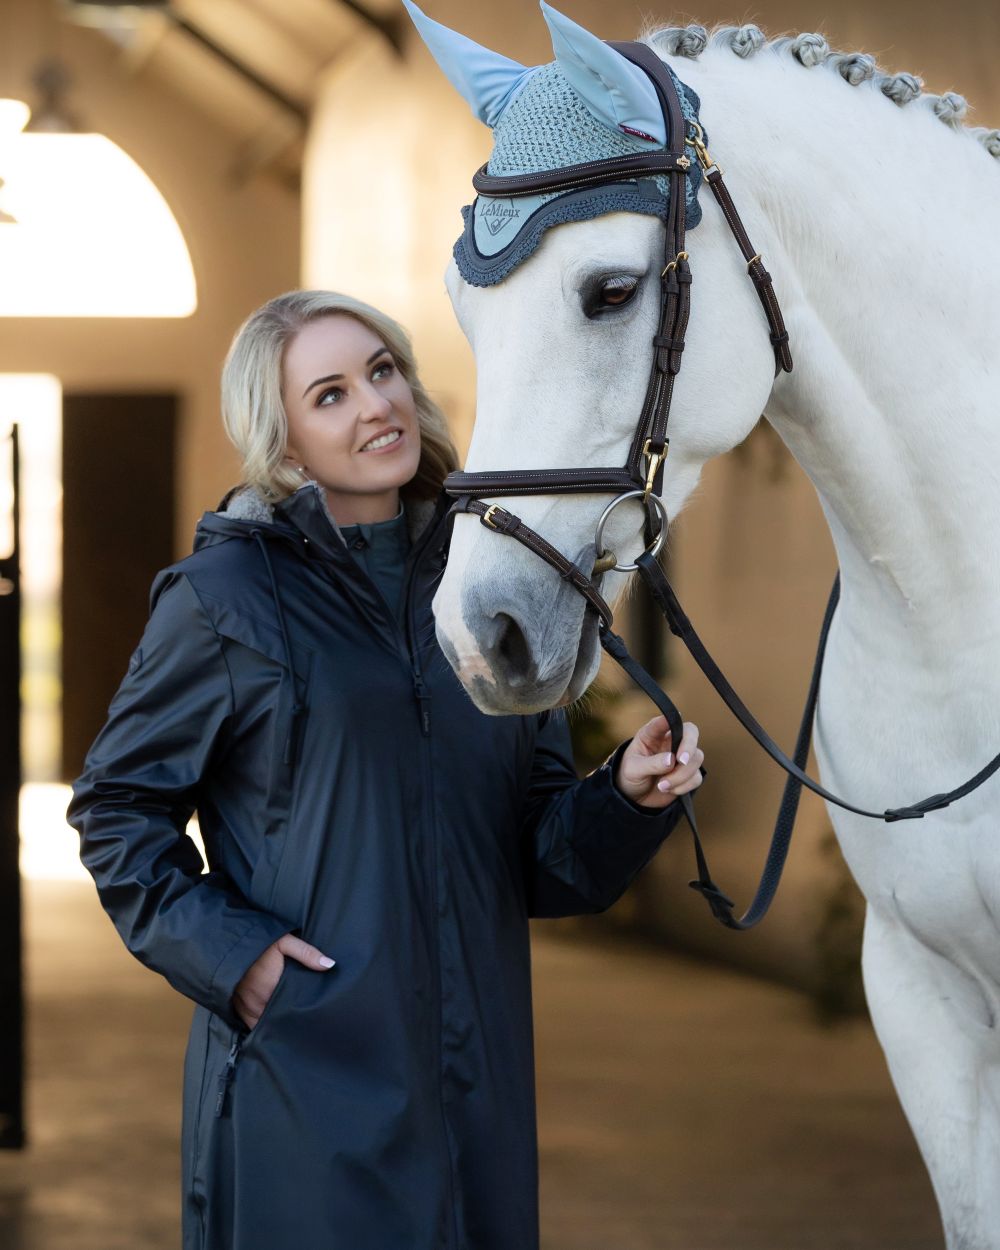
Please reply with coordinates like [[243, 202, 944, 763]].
[[455, 62, 706, 288], [402, 0, 707, 288]]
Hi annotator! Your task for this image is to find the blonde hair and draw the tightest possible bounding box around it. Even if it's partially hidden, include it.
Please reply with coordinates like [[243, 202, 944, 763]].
[[221, 289, 459, 503]]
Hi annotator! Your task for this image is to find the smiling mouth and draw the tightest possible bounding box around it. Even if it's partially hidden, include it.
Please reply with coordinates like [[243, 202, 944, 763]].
[[359, 429, 402, 452]]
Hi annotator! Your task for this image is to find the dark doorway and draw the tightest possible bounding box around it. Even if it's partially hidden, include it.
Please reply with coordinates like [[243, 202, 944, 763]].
[[61, 394, 177, 781]]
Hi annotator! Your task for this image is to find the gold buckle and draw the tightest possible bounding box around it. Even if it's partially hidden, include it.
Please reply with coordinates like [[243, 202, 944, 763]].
[[642, 438, 668, 501], [661, 250, 689, 277], [687, 121, 723, 177], [482, 504, 503, 530]]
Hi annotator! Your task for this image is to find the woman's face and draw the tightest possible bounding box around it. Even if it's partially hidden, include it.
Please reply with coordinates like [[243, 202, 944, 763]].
[[281, 314, 422, 526]]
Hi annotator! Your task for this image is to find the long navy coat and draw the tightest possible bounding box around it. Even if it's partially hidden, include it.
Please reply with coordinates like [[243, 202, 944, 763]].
[[67, 481, 680, 1250]]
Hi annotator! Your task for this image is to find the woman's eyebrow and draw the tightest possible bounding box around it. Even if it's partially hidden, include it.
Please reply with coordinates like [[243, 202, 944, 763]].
[[302, 347, 391, 398]]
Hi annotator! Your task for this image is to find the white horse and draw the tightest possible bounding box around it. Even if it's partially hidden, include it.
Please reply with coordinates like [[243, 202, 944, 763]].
[[404, 2, 1000, 1246]]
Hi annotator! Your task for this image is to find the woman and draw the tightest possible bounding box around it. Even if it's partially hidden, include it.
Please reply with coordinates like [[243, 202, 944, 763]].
[[67, 289, 705, 1250]]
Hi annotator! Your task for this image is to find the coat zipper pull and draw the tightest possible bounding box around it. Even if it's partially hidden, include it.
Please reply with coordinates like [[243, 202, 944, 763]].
[[214, 1032, 245, 1118], [412, 676, 431, 736]]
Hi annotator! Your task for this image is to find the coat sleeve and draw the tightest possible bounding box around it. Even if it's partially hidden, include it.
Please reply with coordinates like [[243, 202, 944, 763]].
[[66, 570, 295, 1031], [520, 707, 685, 918]]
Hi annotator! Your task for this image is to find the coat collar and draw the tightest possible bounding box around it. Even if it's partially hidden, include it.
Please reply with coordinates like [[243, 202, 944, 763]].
[[216, 480, 452, 565], [273, 482, 351, 562]]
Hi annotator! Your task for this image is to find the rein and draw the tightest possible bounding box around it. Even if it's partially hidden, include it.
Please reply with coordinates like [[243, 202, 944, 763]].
[[443, 41, 1000, 930]]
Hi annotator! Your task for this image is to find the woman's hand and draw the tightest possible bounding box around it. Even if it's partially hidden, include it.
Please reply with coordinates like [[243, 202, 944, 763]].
[[232, 932, 336, 1031], [613, 715, 704, 810]]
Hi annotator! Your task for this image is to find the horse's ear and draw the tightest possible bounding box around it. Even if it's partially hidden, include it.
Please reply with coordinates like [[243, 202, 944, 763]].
[[540, 1, 666, 144], [402, 0, 537, 127]]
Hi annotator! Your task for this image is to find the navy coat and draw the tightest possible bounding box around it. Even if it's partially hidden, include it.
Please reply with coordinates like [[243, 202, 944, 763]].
[[67, 481, 680, 1250]]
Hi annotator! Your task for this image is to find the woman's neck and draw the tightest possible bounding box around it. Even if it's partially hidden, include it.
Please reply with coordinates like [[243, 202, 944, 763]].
[[326, 488, 401, 527]]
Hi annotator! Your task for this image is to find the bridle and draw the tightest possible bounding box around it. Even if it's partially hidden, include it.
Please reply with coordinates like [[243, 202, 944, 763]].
[[441, 41, 1000, 930], [447, 42, 791, 623]]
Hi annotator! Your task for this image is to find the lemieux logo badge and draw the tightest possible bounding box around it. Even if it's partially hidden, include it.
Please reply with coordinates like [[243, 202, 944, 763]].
[[480, 199, 521, 238]]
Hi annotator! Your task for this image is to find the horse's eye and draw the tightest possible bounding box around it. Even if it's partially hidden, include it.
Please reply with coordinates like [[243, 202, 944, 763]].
[[584, 274, 641, 318], [600, 277, 638, 307]]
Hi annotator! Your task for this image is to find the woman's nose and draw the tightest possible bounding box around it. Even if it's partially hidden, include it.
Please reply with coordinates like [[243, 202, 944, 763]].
[[357, 384, 392, 422]]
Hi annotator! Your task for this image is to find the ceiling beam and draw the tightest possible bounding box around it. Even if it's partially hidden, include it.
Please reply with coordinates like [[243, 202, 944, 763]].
[[335, 0, 405, 56], [165, 12, 310, 124]]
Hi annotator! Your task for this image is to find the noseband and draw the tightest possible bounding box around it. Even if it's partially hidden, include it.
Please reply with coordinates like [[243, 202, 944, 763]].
[[442, 42, 1000, 931]]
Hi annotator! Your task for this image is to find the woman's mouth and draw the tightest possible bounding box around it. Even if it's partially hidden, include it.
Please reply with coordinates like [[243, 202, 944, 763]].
[[359, 429, 402, 453]]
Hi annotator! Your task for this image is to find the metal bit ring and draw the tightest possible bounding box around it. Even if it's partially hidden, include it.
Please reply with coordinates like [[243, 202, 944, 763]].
[[594, 490, 669, 573]]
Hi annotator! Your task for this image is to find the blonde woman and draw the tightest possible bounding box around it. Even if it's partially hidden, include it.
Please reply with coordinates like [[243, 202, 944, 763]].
[[68, 289, 704, 1250]]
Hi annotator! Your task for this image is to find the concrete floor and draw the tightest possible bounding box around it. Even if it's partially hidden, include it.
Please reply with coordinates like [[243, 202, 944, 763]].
[[0, 880, 943, 1249]]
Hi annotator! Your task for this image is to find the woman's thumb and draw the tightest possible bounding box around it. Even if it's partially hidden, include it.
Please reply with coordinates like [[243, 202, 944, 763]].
[[276, 932, 336, 970]]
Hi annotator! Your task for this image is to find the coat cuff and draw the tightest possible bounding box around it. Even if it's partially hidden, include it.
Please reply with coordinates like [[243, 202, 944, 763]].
[[208, 912, 296, 1031]]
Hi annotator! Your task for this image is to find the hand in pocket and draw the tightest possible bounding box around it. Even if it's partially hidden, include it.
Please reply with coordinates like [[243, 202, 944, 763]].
[[232, 932, 336, 1030]]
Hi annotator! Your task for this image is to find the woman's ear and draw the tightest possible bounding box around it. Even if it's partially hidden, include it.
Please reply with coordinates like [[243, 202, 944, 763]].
[[283, 454, 301, 469], [282, 440, 307, 473]]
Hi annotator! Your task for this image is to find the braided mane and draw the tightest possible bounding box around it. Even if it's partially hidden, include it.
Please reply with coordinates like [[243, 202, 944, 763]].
[[643, 23, 1000, 159]]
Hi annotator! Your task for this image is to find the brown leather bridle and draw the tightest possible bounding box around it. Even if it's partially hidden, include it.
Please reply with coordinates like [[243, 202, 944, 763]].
[[446, 41, 792, 630], [440, 42, 1000, 930]]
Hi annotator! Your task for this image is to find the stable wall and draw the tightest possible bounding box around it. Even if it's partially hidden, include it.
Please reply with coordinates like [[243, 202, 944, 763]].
[[302, 0, 999, 996], [0, 2, 301, 558]]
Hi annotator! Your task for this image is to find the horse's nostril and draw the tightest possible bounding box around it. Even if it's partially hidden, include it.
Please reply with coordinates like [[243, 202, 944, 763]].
[[493, 612, 533, 682]]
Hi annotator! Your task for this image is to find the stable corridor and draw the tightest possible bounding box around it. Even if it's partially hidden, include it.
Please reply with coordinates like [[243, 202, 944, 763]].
[[1, 878, 942, 1250]]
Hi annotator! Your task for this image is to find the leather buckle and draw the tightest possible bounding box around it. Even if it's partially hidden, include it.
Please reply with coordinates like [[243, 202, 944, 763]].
[[482, 504, 504, 531], [642, 438, 668, 501], [660, 250, 689, 278]]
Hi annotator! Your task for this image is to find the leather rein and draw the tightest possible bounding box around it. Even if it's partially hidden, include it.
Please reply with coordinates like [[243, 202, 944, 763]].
[[442, 41, 1000, 930]]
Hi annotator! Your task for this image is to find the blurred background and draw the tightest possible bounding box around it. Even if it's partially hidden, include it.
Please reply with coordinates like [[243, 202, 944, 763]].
[[1, 0, 995, 1245]]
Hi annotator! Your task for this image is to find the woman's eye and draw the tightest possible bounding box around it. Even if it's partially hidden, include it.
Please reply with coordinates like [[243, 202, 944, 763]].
[[317, 387, 343, 406], [372, 360, 394, 380], [584, 274, 641, 318]]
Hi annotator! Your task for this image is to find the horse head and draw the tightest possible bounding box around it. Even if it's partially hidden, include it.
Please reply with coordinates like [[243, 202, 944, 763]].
[[405, 1, 781, 714]]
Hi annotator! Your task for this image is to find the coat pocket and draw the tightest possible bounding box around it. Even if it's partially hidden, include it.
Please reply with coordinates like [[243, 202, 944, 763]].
[[242, 955, 294, 1046], [209, 611, 313, 910], [213, 958, 293, 1120], [263, 648, 312, 810], [247, 646, 312, 914]]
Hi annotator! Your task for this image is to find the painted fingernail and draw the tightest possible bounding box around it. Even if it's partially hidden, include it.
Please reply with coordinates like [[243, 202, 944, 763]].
[[679, 752, 690, 765], [319, 956, 336, 968], [657, 779, 671, 792], [664, 753, 673, 767]]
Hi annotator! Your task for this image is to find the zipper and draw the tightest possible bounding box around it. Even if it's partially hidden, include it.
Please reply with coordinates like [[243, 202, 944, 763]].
[[214, 1029, 246, 1118], [309, 497, 451, 737], [402, 507, 452, 740], [419, 673, 459, 1247], [412, 674, 432, 736], [402, 512, 461, 1246]]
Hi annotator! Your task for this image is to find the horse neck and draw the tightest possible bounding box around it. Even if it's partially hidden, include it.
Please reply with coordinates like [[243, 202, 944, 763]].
[[686, 45, 1000, 661]]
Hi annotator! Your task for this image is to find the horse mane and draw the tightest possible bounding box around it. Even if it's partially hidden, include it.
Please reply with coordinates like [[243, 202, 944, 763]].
[[641, 22, 1000, 160]]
